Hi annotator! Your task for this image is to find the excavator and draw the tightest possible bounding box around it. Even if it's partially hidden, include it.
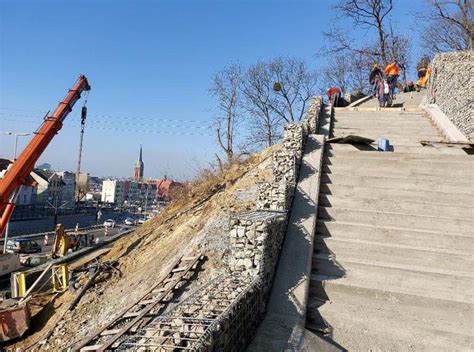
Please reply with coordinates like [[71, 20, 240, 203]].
[[0, 75, 91, 341]]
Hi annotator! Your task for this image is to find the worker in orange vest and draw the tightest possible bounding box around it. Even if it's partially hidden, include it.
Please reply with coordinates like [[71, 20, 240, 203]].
[[326, 87, 342, 107], [384, 60, 400, 98]]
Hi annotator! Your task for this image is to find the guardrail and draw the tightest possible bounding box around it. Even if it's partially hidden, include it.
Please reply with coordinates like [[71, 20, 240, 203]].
[[1, 224, 108, 241], [10, 226, 136, 298]]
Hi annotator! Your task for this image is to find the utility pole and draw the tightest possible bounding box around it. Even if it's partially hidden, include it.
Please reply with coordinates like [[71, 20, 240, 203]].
[[144, 185, 149, 215], [0, 132, 30, 159]]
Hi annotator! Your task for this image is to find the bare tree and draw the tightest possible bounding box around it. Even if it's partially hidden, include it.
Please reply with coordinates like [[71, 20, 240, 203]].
[[240, 62, 282, 148], [210, 64, 242, 163], [321, 51, 373, 95], [335, 0, 394, 66], [423, 0, 473, 53], [269, 57, 318, 122], [320, 0, 414, 93], [240, 57, 318, 148], [321, 53, 353, 94], [387, 25, 411, 83]]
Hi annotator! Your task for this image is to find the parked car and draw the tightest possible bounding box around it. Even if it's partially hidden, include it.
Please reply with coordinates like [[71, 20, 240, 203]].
[[124, 217, 137, 226], [103, 219, 116, 228], [137, 217, 146, 224], [6, 239, 41, 254]]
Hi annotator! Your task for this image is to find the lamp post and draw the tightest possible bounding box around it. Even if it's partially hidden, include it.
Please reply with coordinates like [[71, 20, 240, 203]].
[[0, 131, 30, 159]]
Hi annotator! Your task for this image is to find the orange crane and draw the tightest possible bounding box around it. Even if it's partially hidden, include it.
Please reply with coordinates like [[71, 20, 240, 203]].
[[0, 75, 90, 342], [0, 75, 91, 238]]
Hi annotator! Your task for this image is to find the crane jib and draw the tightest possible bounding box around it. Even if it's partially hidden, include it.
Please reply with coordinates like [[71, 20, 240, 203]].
[[0, 75, 91, 237]]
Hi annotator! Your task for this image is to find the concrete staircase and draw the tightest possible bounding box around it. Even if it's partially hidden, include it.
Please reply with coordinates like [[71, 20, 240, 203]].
[[307, 104, 474, 351]]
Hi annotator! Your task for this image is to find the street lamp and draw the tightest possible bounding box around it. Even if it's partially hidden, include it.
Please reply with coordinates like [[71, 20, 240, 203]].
[[0, 131, 31, 159]]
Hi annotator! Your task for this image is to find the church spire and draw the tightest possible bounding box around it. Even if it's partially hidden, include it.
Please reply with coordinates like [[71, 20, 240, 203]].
[[133, 144, 144, 182]]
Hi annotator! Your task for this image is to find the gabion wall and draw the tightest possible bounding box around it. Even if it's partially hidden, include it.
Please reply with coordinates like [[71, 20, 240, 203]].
[[208, 96, 323, 350], [142, 97, 323, 352], [428, 51, 473, 139]]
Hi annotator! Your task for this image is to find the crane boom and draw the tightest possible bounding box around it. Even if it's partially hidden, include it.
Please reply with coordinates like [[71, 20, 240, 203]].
[[0, 75, 91, 237]]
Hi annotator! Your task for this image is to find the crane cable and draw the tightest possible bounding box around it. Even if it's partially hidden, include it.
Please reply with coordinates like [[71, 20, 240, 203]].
[[76, 91, 89, 201]]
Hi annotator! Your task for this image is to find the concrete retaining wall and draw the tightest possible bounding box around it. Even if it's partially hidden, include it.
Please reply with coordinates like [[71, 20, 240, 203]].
[[428, 51, 473, 140]]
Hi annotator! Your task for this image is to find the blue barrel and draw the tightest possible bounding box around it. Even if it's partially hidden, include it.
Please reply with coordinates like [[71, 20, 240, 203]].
[[378, 138, 390, 151]]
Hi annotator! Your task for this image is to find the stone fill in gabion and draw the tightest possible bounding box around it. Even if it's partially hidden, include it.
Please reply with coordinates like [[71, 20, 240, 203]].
[[429, 51, 473, 139]]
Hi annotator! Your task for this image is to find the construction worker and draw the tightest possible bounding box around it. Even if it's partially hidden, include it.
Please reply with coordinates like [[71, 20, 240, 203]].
[[384, 60, 400, 98], [326, 86, 342, 107], [416, 62, 431, 91], [369, 64, 383, 97]]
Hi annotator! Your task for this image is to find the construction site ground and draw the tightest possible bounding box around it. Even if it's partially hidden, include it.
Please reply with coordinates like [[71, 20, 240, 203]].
[[6, 146, 276, 351]]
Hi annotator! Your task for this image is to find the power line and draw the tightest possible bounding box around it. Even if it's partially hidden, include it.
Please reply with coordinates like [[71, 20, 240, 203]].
[[0, 118, 213, 137], [0, 112, 209, 129], [0, 109, 207, 124]]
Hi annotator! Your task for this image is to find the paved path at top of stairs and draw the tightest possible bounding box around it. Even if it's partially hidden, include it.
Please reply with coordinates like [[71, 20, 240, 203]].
[[307, 101, 474, 351]]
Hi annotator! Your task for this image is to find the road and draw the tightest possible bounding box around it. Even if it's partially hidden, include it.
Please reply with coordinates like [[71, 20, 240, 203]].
[[1, 224, 134, 255], [8, 210, 134, 237], [0, 223, 137, 293]]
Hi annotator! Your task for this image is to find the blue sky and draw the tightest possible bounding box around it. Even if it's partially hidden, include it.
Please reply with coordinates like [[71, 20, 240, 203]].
[[0, 0, 424, 180]]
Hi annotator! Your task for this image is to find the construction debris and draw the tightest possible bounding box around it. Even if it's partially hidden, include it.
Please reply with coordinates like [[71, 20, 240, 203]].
[[327, 135, 375, 144]]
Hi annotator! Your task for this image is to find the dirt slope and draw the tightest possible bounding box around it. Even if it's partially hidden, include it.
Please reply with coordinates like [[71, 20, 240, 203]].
[[10, 147, 276, 351]]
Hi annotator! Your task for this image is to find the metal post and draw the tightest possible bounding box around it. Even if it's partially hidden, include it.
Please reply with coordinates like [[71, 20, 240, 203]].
[[3, 187, 22, 253]]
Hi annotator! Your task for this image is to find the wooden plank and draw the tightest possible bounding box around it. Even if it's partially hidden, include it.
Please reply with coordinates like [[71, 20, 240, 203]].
[[171, 266, 188, 273], [18, 263, 54, 303], [96, 254, 203, 351], [73, 255, 184, 351], [99, 329, 121, 336], [79, 345, 102, 351], [122, 311, 141, 318]]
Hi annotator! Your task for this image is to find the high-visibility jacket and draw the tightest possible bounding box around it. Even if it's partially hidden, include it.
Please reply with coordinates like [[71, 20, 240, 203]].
[[326, 87, 341, 99], [384, 63, 400, 76]]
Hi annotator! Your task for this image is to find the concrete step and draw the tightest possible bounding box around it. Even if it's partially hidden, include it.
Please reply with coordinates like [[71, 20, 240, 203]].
[[324, 155, 472, 168], [319, 194, 474, 217], [310, 258, 473, 303], [332, 130, 440, 139], [334, 127, 440, 138], [323, 164, 473, 181], [313, 236, 473, 278], [315, 220, 473, 255], [309, 283, 474, 351], [320, 183, 473, 206], [336, 111, 424, 117], [320, 173, 474, 194], [318, 206, 474, 234], [324, 148, 473, 162], [329, 137, 443, 147], [326, 143, 469, 155], [333, 117, 434, 124], [331, 133, 442, 142], [333, 123, 438, 131]]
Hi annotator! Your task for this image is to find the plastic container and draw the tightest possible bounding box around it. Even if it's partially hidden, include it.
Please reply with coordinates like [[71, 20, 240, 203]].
[[378, 138, 390, 152]]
